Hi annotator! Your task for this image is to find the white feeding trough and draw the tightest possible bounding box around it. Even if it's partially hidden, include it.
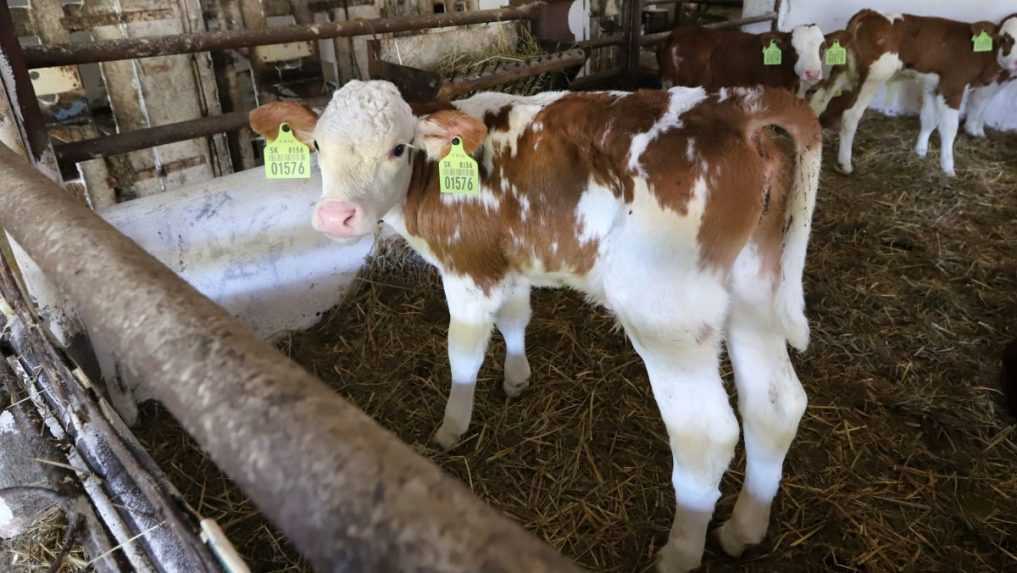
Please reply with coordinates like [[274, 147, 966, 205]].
[[99, 158, 373, 341]]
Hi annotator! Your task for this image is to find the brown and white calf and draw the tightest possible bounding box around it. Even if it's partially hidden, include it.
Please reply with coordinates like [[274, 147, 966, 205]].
[[251, 80, 821, 572], [809, 10, 1017, 176], [658, 24, 827, 97]]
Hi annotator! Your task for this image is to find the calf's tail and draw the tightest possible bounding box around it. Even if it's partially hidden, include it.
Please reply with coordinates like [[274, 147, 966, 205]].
[[741, 88, 823, 352]]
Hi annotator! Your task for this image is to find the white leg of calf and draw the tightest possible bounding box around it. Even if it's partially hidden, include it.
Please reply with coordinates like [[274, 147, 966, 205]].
[[964, 84, 998, 138], [915, 88, 939, 158], [434, 276, 502, 449], [837, 76, 884, 175], [715, 317, 807, 558], [643, 342, 739, 573], [495, 281, 532, 398], [937, 97, 960, 177]]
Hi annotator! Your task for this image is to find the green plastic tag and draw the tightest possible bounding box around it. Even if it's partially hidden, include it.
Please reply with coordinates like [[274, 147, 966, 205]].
[[763, 40, 782, 66], [825, 41, 847, 66], [264, 122, 310, 179], [972, 31, 993, 53], [438, 137, 479, 195]]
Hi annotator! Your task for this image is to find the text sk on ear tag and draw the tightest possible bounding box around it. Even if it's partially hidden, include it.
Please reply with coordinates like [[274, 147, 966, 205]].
[[763, 40, 783, 66], [972, 31, 994, 53], [826, 41, 847, 66], [438, 136, 480, 195], [265, 122, 311, 180]]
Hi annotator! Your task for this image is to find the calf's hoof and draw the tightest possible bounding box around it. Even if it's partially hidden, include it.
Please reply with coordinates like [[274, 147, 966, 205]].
[[655, 541, 701, 573], [914, 143, 929, 158], [433, 423, 464, 450], [503, 355, 531, 398], [714, 521, 763, 558], [834, 162, 853, 176]]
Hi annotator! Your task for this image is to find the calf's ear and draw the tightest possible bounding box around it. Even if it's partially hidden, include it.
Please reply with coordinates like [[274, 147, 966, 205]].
[[970, 20, 999, 41], [414, 110, 488, 161], [249, 101, 318, 146], [758, 31, 788, 52]]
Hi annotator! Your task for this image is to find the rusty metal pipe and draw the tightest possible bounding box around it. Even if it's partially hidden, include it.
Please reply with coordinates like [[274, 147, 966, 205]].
[[0, 143, 582, 573], [639, 12, 776, 45], [23, 4, 542, 68], [54, 96, 329, 164]]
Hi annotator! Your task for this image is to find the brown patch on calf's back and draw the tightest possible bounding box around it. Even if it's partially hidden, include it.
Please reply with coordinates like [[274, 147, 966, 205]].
[[483, 105, 513, 132]]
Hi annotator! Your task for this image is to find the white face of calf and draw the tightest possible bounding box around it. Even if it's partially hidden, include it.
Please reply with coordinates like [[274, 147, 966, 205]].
[[791, 24, 825, 83], [311, 81, 417, 242], [248, 80, 488, 243], [999, 17, 1017, 73]]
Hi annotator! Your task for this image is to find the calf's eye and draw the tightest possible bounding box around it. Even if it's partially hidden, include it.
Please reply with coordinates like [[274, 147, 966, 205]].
[[392, 144, 406, 158], [313, 141, 320, 151]]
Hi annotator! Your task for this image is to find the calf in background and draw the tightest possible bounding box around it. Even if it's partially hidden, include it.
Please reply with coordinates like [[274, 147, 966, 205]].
[[658, 24, 827, 97], [809, 11, 1017, 176]]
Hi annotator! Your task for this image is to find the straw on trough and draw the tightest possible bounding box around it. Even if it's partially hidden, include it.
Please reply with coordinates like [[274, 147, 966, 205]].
[[432, 26, 568, 96], [12, 114, 1015, 572]]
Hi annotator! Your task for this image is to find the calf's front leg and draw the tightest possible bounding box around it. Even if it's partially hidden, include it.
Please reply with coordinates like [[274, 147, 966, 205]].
[[434, 275, 503, 449], [495, 281, 532, 398]]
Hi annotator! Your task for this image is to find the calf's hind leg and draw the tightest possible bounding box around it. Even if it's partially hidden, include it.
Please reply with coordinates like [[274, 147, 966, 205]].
[[607, 271, 738, 573], [715, 302, 807, 557]]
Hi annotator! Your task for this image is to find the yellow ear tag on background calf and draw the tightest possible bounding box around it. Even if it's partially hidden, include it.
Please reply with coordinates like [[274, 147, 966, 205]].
[[265, 122, 310, 180], [826, 41, 847, 66], [972, 31, 993, 53], [438, 136, 480, 195], [763, 40, 782, 66]]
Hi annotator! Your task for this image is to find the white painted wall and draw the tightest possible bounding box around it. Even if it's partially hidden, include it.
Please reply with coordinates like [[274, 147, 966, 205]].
[[744, 0, 1017, 131]]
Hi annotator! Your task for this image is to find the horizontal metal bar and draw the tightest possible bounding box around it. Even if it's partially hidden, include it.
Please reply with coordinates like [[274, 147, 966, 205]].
[[645, 0, 744, 5], [437, 49, 586, 99], [23, 3, 542, 68], [574, 34, 625, 50], [0, 143, 583, 573], [639, 12, 775, 45], [568, 67, 625, 90], [53, 96, 329, 164]]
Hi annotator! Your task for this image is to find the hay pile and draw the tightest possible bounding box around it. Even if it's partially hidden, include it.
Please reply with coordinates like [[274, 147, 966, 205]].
[[432, 27, 569, 96], [18, 114, 1014, 572]]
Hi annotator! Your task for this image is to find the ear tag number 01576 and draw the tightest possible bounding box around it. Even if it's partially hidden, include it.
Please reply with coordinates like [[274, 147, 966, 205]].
[[438, 136, 480, 195], [763, 40, 782, 66], [265, 122, 310, 180], [972, 31, 993, 53], [826, 41, 847, 66]]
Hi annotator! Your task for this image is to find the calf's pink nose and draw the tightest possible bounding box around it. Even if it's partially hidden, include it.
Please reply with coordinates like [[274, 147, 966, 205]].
[[315, 200, 363, 237], [803, 69, 820, 81]]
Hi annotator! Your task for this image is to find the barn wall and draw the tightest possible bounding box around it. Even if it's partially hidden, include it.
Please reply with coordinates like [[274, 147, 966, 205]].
[[743, 0, 1017, 131]]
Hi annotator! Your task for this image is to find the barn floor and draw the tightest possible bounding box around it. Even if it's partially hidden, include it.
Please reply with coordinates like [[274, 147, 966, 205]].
[[127, 114, 1017, 573]]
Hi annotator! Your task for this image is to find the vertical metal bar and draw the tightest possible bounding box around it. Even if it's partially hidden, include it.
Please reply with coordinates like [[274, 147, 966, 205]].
[[0, 1, 56, 170], [771, 0, 782, 31], [623, 0, 643, 83]]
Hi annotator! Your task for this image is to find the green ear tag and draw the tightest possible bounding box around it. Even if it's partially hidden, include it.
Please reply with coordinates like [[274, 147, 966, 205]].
[[763, 40, 783, 66], [438, 137, 479, 195], [825, 41, 847, 66], [264, 122, 310, 180], [972, 31, 993, 53]]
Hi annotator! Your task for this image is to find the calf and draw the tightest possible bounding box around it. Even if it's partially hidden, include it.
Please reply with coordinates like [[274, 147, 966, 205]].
[[810, 10, 1017, 176], [658, 24, 826, 97], [251, 81, 821, 572]]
